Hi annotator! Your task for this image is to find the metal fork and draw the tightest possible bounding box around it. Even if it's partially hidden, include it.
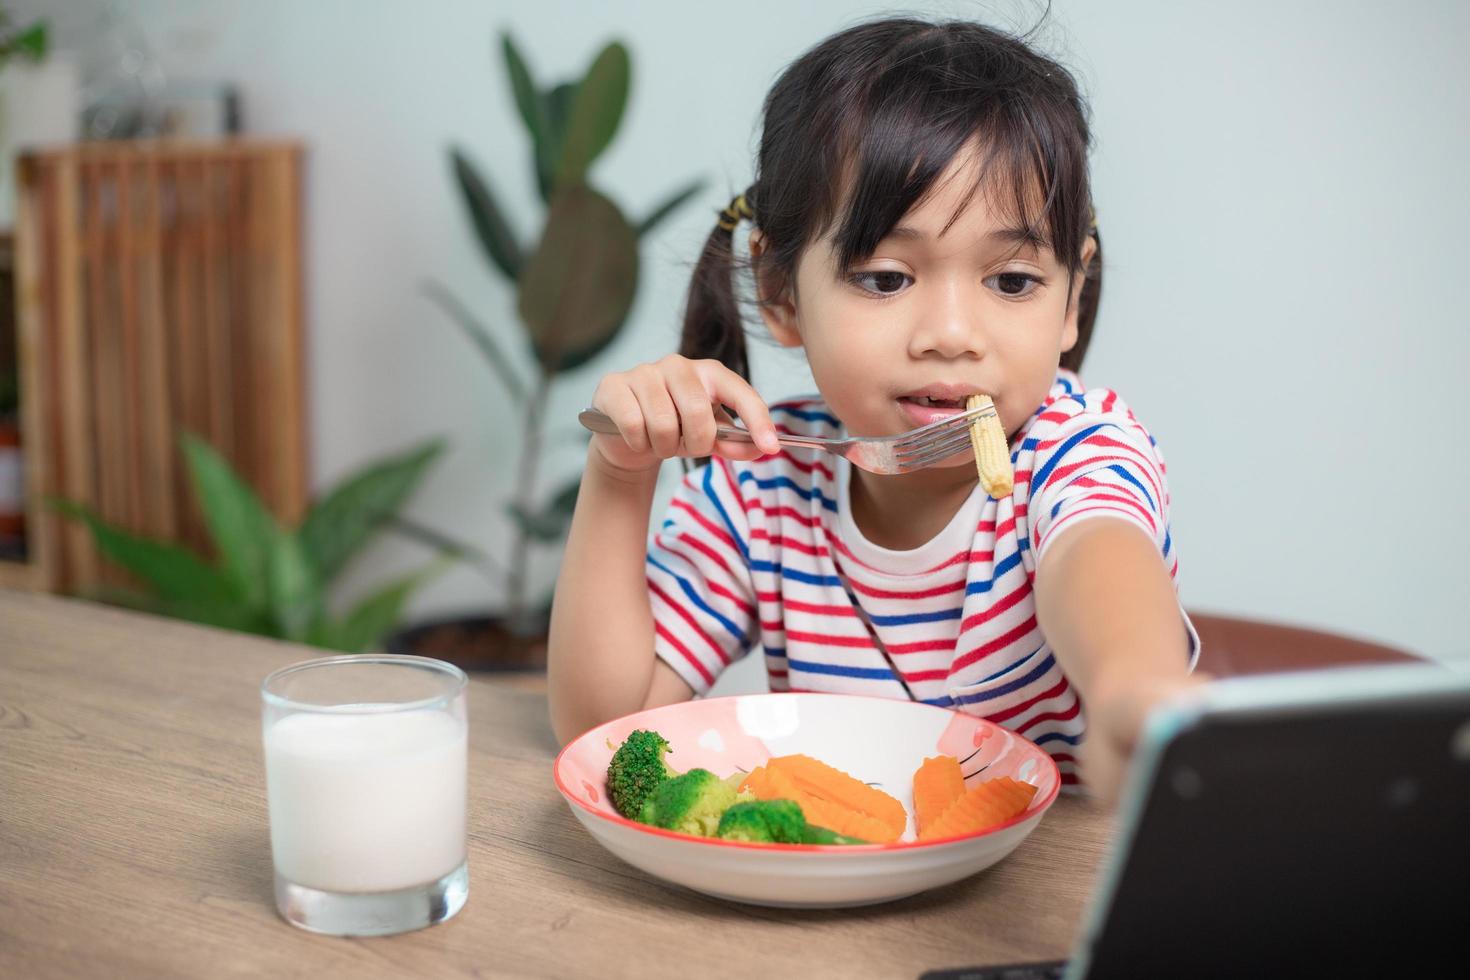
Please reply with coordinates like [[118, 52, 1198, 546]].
[[577, 403, 995, 475]]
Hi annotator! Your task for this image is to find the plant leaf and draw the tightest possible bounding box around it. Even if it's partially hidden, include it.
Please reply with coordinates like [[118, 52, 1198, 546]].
[[49, 499, 237, 603], [81, 585, 272, 635], [298, 440, 446, 583], [179, 434, 278, 612], [554, 41, 630, 188], [637, 178, 706, 238], [516, 182, 638, 371], [331, 559, 450, 653], [267, 532, 320, 643], [385, 514, 506, 588], [536, 82, 579, 201], [506, 477, 580, 542], [450, 147, 522, 281], [420, 278, 527, 400], [500, 33, 545, 147]]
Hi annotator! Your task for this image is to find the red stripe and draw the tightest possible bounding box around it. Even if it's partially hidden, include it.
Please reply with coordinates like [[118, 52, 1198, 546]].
[[1058, 491, 1157, 532], [648, 580, 730, 666], [848, 577, 968, 600], [951, 616, 1038, 673], [1060, 772, 1079, 786], [654, 621, 715, 687], [706, 579, 754, 617], [985, 676, 1070, 724], [669, 497, 739, 552], [1049, 752, 1078, 766], [667, 530, 742, 583], [886, 637, 958, 655], [748, 528, 829, 558], [783, 599, 857, 617], [773, 450, 835, 480], [747, 503, 823, 526], [1101, 390, 1118, 414], [960, 578, 1031, 632], [1014, 698, 1082, 733], [784, 630, 875, 649]]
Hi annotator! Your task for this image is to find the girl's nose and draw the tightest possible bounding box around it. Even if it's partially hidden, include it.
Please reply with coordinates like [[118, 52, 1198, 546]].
[[907, 288, 987, 360]]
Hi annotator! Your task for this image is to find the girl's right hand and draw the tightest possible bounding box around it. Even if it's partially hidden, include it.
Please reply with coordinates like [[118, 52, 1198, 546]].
[[589, 356, 782, 475]]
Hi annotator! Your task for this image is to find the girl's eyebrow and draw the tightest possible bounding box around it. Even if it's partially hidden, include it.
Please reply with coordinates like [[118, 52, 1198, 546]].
[[883, 224, 1048, 249]]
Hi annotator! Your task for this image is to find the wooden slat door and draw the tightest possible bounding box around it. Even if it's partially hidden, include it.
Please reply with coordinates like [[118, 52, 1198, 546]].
[[14, 140, 308, 593]]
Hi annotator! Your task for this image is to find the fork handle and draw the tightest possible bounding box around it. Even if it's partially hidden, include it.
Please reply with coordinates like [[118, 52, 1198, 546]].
[[577, 408, 757, 444]]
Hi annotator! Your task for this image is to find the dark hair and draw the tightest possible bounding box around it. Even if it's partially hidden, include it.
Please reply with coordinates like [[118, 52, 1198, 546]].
[[680, 17, 1101, 382]]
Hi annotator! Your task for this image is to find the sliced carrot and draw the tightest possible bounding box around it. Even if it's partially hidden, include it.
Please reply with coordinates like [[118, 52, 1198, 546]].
[[753, 764, 898, 842], [912, 755, 965, 838], [766, 754, 907, 838], [920, 777, 1038, 841], [739, 766, 771, 796]]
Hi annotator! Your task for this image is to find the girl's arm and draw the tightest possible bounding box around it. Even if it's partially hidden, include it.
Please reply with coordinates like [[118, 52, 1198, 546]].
[[547, 356, 780, 746], [547, 455, 692, 745], [1033, 518, 1204, 801]]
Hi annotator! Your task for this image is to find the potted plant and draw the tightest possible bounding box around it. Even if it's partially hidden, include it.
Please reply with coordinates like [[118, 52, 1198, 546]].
[[55, 434, 451, 652], [383, 33, 703, 671]]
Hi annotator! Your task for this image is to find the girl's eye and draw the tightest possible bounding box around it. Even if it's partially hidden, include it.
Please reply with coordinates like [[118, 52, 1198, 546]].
[[849, 270, 912, 296], [987, 272, 1042, 297]]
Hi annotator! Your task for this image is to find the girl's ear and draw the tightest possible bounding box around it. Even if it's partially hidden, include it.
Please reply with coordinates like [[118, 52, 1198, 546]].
[[749, 230, 802, 348], [1061, 235, 1099, 353]]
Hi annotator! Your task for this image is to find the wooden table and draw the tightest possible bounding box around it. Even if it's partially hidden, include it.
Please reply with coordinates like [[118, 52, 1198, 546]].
[[0, 591, 1115, 978]]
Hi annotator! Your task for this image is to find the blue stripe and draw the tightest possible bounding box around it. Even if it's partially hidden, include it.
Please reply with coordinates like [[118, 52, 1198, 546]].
[[646, 555, 748, 647], [952, 653, 1056, 705], [1163, 528, 1172, 558], [869, 607, 963, 626], [763, 646, 787, 659], [750, 560, 843, 587], [703, 464, 749, 559], [771, 404, 840, 426], [922, 695, 955, 707], [1031, 423, 1108, 490], [1021, 437, 1040, 451], [1056, 375, 1075, 394], [1107, 463, 1157, 512], [1034, 731, 1084, 747], [737, 471, 838, 512], [976, 646, 1041, 683], [965, 549, 1024, 595], [787, 658, 897, 681]]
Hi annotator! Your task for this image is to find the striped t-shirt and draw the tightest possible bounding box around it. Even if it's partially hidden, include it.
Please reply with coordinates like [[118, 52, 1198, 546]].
[[646, 370, 1197, 786]]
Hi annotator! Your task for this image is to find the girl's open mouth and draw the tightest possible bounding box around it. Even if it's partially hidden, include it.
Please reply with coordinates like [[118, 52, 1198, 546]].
[[897, 388, 985, 428]]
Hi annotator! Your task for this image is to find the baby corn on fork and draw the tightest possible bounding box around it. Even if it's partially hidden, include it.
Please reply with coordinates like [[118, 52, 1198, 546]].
[[966, 394, 1014, 497], [577, 403, 995, 475]]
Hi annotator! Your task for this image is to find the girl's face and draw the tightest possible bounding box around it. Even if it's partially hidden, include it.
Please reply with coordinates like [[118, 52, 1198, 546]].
[[756, 144, 1096, 466]]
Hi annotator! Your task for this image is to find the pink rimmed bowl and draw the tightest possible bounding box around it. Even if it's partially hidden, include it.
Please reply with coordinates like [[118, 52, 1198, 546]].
[[553, 692, 1060, 908]]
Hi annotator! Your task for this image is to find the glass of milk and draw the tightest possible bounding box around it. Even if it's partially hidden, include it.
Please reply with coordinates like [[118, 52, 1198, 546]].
[[261, 655, 468, 936]]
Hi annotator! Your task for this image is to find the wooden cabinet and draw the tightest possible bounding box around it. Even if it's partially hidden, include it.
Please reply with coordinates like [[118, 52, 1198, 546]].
[[6, 140, 308, 593]]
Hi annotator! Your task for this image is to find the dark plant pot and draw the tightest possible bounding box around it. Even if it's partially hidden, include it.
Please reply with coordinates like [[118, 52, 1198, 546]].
[[384, 613, 547, 672]]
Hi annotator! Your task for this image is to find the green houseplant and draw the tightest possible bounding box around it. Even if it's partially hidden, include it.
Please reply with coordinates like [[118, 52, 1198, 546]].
[[385, 33, 703, 668], [55, 435, 450, 652]]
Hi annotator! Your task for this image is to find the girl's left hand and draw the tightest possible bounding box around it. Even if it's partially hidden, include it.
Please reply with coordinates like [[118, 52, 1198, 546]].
[[1081, 671, 1214, 805]]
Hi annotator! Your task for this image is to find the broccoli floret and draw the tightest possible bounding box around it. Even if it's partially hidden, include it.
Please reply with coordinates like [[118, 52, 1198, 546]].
[[607, 729, 678, 819], [800, 824, 869, 846], [716, 799, 808, 844], [637, 768, 739, 836]]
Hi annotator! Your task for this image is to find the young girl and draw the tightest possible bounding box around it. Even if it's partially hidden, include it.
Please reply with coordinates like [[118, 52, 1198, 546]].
[[548, 17, 1203, 799]]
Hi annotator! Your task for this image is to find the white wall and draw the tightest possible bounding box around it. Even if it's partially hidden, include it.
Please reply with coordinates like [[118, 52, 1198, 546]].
[[20, 1, 1469, 671]]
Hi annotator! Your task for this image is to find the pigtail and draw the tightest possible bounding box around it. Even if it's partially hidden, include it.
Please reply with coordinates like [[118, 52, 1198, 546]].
[[1061, 226, 1101, 373], [679, 186, 755, 383]]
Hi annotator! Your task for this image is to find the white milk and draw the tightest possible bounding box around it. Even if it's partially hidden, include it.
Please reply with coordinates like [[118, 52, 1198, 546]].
[[264, 707, 467, 893]]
